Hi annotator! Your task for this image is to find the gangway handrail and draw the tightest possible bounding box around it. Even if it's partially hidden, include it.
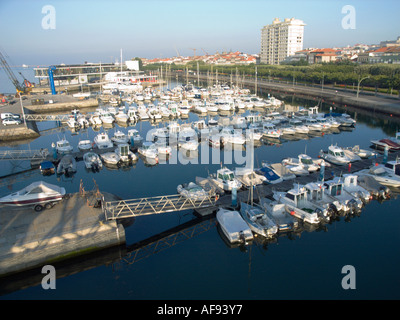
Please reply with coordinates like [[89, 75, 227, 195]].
[[0, 148, 49, 161], [104, 193, 218, 220]]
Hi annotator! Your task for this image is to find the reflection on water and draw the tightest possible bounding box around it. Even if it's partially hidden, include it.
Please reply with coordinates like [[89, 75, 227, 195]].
[[1, 91, 400, 299]]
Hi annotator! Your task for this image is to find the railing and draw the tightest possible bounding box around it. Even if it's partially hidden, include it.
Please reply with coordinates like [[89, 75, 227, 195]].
[[104, 193, 218, 220], [23, 114, 71, 122], [0, 148, 49, 161]]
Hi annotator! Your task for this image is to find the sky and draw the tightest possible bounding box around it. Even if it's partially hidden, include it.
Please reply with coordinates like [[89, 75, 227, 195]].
[[0, 0, 399, 92]]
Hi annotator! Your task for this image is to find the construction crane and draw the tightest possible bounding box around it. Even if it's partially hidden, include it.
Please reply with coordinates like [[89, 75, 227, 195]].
[[0, 50, 31, 96], [201, 48, 209, 56], [189, 48, 197, 58]]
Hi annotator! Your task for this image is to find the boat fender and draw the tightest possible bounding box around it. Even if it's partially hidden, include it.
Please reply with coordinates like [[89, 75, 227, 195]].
[[290, 210, 295, 216]]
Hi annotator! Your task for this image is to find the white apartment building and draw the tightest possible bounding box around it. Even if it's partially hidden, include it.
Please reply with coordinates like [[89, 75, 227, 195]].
[[260, 18, 305, 65]]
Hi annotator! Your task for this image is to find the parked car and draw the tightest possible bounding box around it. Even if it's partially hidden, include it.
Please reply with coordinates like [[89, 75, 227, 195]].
[[3, 117, 22, 126], [1, 112, 20, 120]]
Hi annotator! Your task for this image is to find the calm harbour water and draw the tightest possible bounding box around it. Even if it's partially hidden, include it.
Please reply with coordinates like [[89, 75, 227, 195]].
[[1, 89, 400, 300]]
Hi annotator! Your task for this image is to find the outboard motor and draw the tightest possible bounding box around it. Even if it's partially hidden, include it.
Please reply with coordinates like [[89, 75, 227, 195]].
[[327, 203, 338, 217]]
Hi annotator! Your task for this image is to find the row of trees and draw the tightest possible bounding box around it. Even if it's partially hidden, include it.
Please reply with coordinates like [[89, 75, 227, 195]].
[[143, 61, 400, 95]]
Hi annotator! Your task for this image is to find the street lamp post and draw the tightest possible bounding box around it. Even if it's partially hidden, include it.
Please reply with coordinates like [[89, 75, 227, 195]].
[[357, 75, 370, 99]]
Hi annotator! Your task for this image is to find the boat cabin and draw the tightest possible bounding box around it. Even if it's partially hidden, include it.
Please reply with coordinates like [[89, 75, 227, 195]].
[[283, 186, 309, 207], [304, 182, 325, 202], [324, 178, 344, 197], [328, 145, 345, 158], [384, 159, 400, 176]]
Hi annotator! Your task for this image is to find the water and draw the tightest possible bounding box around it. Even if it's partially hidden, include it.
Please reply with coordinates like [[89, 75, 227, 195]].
[[1, 90, 400, 300]]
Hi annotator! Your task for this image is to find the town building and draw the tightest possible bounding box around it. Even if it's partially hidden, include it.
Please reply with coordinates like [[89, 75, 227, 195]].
[[260, 18, 305, 65]]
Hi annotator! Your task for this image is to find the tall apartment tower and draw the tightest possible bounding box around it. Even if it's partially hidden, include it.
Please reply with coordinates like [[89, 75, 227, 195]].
[[260, 18, 305, 65]]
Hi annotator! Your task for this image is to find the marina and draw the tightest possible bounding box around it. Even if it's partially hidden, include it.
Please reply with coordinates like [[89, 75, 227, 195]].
[[1, 77, 400, 299]]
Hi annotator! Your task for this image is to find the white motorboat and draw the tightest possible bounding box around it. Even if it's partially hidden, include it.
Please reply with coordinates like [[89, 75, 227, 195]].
[[66, 116, 80, 129], [289, 118, 309, 134], [138, 141, 159, 159], [127, 129, 144, 145], [111, 130, 129, 144], [94, 132, 113, 149], [219, 127, 246, 145], [127, 107, 138, 122], [315, 117, 331, 130], [54, 138, 73, 153], [56, 154, 77, 176], [216, 207, 254, 244], [345, 145, 376, 159], [357, 164, 400, 188], [301, 181, 343, 215], [89, 114, 102, 126], [262, 122, 281, 138], [177, 182, 209, 201], [282, 154, 319, 173], [100, 152, 121, 165], [115, 143, 137, 162], [260, 199, 299, 232], [319, 145, 351, 165], [115, 110, 129, 123], [323, 177, 363, 213], [137, 105, 149, 120], [83, 152, 103, 171], [342, 149, 362, 162], [178, 129, 199, 150], [99, 111, 115, 124], [78, 139, 92, 151], [239, 202, 278, 238], [210, 167, 242, 191], [284, 163, 309, 176], [279, 124, 296, 135], [207, 134, 222, 148], [255, 165, 283, 184], [356, 174, 391, 200], [341, 174, 372, 204], [304, 117, 323, 131], [234, 167, 266, 187], [370, 138, 400, 151], [0, 181, 66, 209], [272, 187, 323, 224], [383, 158, 400, 176], [154, 139, 172, 155]]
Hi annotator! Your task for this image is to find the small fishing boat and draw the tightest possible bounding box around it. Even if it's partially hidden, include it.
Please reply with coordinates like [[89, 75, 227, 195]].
[[272, 187, 322, 224], [115, 109, 129, 123], [282, 154, 319, 173], [39, 161, 55, 175], [216, 207, 254, 244], [255, 165, 283, 184], [239, 202, 278, 238], [100, 152, 121, 165], [234, 167, 266, 187], [178, 129, 199, 150], [127, 129, 144, 145], [138, 141, 158, 159], [356, 174, 391, 200], [0, 181, 66, 210], [345, 145, 376, 159], [56, 154, 77, 176], [323, 177, 364, 213], [260, 198, 299, 232], [219, 127, 246, 145], [210, 167, 242, 191], [357, 164, 400, 188], [54, 138, 73, 153], [177, 182, 209, 201], [83, 152, 103, 171], [94, 132, 113, 149], [319, 145, 351, 165], [111, 130, 129, 144], [78, 139, 93, 151], [115, 143, 137, 162]]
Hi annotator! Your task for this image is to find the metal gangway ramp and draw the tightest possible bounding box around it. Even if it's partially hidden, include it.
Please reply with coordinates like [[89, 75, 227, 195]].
[[0, 148, 49, 162], [104, 193, 218, 220], [23, 114, 71, 122]]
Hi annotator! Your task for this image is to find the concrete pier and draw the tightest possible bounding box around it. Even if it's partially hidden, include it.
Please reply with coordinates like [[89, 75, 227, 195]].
[[0, 191, 125, 277]]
